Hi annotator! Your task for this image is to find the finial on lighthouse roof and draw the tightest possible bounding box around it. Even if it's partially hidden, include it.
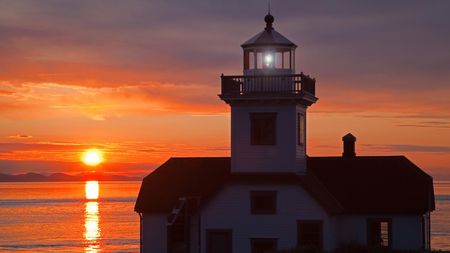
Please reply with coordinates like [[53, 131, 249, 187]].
[[265, 14, 274, 30], [264, 1, 274, 31]]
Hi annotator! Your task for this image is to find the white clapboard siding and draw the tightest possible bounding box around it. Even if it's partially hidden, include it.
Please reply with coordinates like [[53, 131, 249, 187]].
[[231, 105, 307, 174], [141, 214, 167, 253], [200, 184, 335, 252], [335, 214, 425, 250]]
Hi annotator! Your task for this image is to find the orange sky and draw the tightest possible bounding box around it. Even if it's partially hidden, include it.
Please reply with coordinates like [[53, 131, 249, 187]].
[[0, 1, 449, 179]]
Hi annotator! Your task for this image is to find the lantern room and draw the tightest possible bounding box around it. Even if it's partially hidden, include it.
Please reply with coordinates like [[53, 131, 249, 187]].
[[220, 12, 316, 101], [241, 13, 297, 76]]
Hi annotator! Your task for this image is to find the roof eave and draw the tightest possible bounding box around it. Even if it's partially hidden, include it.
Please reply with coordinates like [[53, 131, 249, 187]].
[[241, 43, 298, 49]]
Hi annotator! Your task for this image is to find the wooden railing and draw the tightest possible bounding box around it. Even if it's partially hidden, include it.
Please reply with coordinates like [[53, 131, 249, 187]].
[[221, 73, 315, 96]]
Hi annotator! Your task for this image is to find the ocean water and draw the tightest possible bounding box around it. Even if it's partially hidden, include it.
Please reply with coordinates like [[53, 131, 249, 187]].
[[0, 181, 448, 252], [433, 181, 450, 250], [0, 181, 141, 253]]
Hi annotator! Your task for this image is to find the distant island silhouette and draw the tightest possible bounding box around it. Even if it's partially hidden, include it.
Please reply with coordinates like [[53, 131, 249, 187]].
[[0, 172, 141, 182]]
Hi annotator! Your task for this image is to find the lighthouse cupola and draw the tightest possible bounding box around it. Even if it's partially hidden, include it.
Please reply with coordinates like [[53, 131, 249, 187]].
[[219, 13, 318, 174], [241, 13, 297, 76]]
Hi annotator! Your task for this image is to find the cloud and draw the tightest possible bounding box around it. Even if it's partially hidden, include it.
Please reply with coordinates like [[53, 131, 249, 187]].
[[1, 1, 449, 119], [1, 0, 450, 88], [7, 134, 33, 139], [396, 122, 450, 129], [0, 139, 230, 165], [0, 81, 226, 120], [0, 0, 449, 178], [0, 141, 95, 153], [0, 141, 114, 163], [363, 144, 450, 153], [0, 159, 157, 176]]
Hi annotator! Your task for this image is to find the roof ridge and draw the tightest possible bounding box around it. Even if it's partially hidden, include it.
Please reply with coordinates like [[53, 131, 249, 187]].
[[307, 155, 406, 158]]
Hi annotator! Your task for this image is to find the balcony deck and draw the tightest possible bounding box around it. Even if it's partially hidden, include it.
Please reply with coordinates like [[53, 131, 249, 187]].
[[219, 73, 317, 104]]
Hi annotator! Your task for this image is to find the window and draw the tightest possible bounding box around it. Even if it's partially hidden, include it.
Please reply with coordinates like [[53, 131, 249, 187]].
[[207, 229, 232, 253], [283, 51, 290, 69], [367, 219, 391, 248], [256, 52, 263, 69], [275, 52, 283, 69], [297, 220, 323, 250], [251, 238, 277, 253], [250, 191, 277, 214], [250, 113, 277, 145], [297, 113, 305, 146], [244, 50, 250, 70], [249, 51, 255, 69]]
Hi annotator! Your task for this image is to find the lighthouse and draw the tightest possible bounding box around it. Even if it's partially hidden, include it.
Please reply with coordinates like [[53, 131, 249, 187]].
[[220, 13, 318, 174], [135, 12, 435, 253]]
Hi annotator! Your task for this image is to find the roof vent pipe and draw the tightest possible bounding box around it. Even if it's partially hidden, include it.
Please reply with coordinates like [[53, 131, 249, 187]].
[[342, 133, 356, 158]]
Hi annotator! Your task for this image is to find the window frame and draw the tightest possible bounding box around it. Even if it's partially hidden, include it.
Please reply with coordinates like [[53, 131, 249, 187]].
[[367, 218, 392, 249], [250, 112, 277, 146], [250, 191, 277, 215]]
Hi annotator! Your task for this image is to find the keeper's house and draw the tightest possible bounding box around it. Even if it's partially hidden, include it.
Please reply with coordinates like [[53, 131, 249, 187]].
[[135, 13, 435, 253]]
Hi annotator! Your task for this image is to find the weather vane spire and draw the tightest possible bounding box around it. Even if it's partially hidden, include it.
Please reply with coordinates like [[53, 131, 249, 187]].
[[264, 0, 274, 31]]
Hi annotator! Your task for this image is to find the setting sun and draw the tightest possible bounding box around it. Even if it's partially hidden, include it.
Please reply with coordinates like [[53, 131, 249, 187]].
[[82, 149, 104, 167]]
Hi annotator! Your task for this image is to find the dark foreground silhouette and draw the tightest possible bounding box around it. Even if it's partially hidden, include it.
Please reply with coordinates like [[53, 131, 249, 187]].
[[275, 245, 449, 253]]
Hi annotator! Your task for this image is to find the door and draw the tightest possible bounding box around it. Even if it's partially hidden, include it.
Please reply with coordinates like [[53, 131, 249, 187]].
[[206, 229, 232, 253], [297, 220, 323, 250], [251, 238, 277, 253]]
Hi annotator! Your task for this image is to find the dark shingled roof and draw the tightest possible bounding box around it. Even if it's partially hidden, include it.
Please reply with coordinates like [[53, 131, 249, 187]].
[[241, 29, 296, 49], [135, 156, 435, 215], [134, 157, 230, 213], [241, 13, 296, 49], [307, 156, 435, 214]]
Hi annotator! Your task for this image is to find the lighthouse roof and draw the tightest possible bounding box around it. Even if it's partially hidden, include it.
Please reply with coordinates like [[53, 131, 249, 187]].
[[241, 14, 297, 49], [135, 156, 435, 215]]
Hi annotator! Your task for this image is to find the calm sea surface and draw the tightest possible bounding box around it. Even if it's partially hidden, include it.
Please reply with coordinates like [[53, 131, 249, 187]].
[[0, 181, 448, 252]]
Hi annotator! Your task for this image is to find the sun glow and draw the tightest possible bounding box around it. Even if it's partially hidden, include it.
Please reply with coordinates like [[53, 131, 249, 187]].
[[82, 149, 104, 166], [85, 181, 99, 200]]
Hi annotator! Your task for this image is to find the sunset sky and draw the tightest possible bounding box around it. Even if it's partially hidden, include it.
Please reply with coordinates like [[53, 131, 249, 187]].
[[0, 1, 449, 178]]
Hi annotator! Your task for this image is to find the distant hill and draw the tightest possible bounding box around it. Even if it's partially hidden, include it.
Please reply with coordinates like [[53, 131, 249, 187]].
[[0, 172, 142, 182]]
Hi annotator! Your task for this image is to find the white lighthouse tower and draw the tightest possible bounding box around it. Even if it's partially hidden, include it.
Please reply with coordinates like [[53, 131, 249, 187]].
[[220, 13, 318, 174]]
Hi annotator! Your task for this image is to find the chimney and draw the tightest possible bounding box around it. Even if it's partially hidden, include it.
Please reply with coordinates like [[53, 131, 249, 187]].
[[342, 133, 356, 158]]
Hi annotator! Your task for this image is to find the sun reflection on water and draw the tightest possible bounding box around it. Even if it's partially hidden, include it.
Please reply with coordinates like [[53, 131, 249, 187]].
[[85, 181, 99, 200], [84, 181, 101, 253]]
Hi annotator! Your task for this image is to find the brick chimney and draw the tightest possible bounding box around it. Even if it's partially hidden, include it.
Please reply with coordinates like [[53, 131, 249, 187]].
[[342, 133, 356, 158]]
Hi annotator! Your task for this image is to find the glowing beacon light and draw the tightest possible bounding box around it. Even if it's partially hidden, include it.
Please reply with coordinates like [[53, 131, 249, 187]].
[[240, 12, 297, 76], [264, 53, 274, 67]]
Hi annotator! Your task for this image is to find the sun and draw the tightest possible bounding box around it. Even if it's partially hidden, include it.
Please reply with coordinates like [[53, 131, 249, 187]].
[[81, 149, 104, 166]]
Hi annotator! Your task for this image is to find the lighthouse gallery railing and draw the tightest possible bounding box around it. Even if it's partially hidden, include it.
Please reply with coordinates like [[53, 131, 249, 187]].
[[221, 74, 316, 96]]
